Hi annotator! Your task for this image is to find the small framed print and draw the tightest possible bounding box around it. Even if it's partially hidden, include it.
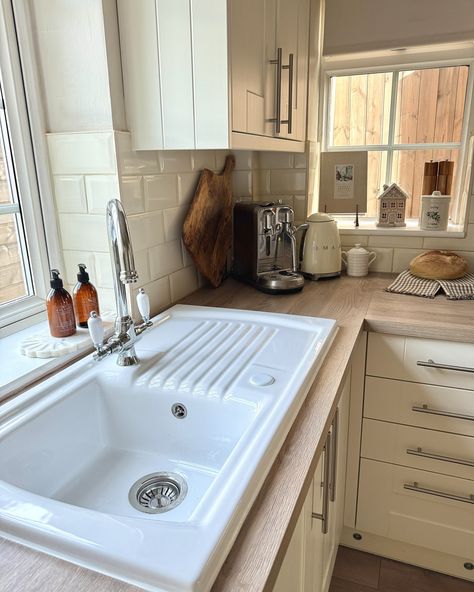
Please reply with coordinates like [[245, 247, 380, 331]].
[[320, 151, 368, 214]]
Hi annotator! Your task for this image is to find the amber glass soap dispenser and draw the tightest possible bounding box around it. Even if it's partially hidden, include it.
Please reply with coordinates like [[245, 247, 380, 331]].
[[73, 263, 100, 327], [47, 269, 76, 337]]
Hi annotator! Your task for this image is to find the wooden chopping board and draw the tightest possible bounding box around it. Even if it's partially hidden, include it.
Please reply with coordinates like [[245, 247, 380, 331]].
[[183, 155, 235, 287]]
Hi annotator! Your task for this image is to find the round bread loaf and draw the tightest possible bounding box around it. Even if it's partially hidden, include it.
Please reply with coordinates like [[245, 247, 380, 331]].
[[409, 250, 468, 280]]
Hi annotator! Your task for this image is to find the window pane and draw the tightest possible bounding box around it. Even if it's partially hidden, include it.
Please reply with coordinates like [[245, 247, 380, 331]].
[[367, 151, 388, 216], [0, 213, 28, 305], [330, 72, 392, 146], [395, 66, 469, 144], [0, 134, 13, 205], [391, 149, 459, 218]]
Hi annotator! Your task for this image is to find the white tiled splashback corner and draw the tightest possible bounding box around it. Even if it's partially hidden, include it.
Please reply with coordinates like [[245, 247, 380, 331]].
[[340, 222, 474, 273], [48, 131, 299, 318]]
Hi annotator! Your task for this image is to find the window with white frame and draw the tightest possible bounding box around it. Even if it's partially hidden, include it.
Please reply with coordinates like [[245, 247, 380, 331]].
[[0, 0, 50, 332], [326, 64, 471, 222], [0, 80, 32, 306]]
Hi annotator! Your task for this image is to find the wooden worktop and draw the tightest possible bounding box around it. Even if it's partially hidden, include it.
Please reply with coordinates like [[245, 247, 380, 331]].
[[1, 274, 473, 592]]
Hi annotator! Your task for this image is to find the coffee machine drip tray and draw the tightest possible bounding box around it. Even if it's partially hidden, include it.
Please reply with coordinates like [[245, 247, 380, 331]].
[[256, 270, 305, 294]]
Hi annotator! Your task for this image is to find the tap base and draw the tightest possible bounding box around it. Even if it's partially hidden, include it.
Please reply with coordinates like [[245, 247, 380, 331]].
[[117, 348, 139, 366]]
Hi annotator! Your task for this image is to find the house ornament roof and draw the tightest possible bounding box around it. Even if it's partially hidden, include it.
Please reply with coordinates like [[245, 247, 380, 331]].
[[377, 182, 409, 200]]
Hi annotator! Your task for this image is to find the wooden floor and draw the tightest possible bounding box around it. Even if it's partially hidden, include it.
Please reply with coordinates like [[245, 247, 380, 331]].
[[330, 547, 474, 592]]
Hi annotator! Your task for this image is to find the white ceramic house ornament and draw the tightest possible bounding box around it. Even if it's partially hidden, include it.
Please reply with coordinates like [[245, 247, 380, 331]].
[[376, 183, 409, 227]]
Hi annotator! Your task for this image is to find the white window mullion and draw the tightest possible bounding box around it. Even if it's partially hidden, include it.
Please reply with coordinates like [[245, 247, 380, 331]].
[[385, 71, 399, 186]]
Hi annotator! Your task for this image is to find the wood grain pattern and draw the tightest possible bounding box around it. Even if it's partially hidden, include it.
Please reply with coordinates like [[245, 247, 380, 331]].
[[1, 274, 474, 592], [182, 155, 235, 287]]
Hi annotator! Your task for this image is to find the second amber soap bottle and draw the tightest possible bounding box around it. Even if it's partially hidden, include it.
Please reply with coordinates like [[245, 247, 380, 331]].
[[73, 264, 100, 328]]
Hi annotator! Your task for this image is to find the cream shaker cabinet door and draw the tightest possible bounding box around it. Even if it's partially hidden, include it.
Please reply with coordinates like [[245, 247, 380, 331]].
[[230, 0, 276, 137], [273, 483, 313, 592], [118, 0, 195, 150], [275, 0, 309, 141], [357, 458, 474, 563]]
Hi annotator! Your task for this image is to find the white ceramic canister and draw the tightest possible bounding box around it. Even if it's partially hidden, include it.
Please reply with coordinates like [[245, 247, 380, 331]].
[[420, 190, 451, 231], [341, 244, 377, 277]]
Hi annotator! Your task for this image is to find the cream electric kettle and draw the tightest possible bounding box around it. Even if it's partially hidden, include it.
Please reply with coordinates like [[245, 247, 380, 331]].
[[300, 213, 341, 279]]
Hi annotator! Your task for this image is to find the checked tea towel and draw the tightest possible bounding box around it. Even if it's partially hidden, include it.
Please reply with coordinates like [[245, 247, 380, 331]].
[[386, 269, 474, 300]]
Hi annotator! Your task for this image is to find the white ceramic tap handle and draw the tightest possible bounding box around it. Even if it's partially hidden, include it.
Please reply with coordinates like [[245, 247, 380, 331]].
[[87, 311, 104, 347], [137, 288, 150, 322]]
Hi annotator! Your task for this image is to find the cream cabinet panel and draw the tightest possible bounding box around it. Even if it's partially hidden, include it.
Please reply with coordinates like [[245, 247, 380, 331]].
[[275, 0, 309, 141], [117, 0, 164, 150], [118, 0, 311, 151], [357, 458, 474, 560], [367, 333, 474, 390], [309, 453, 325, 592], [156, 0, 194, 148], [362, 418, 474, 481], [364, 376, 474, 437], [191, 0, 229, 148], [230, 0, 275, 137]]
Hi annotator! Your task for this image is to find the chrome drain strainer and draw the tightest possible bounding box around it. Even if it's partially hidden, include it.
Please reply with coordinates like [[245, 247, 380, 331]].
[[129, 472, 187, 514]]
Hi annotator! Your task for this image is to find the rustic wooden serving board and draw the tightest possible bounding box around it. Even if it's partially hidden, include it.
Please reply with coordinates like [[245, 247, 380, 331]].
[[182, 155, 235, 287]]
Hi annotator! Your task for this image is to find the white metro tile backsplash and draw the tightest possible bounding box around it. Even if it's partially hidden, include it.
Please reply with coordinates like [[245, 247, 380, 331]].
[[49, 132, 312, 318], [143, 174, 179, 210], [47, 132, 117, 175], [84, 175, 120, 214], [149, 240, 183, 280], [53, 175, 87, 214]]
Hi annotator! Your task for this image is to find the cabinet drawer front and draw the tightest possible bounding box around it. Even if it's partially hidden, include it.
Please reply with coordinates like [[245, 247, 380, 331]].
[[364, 377, 474, 437], [362, 418, 474, 481], [367, 333, 474, 390], [357, 459, 474, 562]]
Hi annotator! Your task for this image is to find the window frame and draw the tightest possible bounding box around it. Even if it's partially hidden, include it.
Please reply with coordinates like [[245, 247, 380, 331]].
[[0, 0, 59, 335], [322, 52, 474, 228]]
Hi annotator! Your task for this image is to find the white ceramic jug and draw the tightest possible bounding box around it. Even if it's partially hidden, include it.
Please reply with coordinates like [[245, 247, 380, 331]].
[[341, 244, 376, 277]]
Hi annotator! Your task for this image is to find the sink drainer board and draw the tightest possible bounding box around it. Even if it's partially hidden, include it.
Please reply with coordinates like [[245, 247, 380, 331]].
[[0, 304, 337, 592], [129, 472, 187, 514]]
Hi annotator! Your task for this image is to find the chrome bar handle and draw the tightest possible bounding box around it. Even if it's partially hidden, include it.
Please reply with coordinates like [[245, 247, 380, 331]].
[[268, 47, 282, 134], [404, 482, 474, 505], [329, 409, 339, 502], [407, 447, 474, 467], [281, 52, 294, 134], [312, 431, 331, 534], [412, 404, 474, 422], [417, 359, 474, 373]]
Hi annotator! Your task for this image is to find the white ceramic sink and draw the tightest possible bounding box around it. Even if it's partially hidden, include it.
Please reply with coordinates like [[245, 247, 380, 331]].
[[0, 305, 336, 591]]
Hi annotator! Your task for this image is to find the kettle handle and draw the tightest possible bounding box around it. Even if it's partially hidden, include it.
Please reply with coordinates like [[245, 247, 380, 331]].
[[296, 223, 309, 262]]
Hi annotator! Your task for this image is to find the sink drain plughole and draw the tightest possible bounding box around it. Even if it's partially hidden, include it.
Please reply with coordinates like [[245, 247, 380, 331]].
[[129, 472, 187, 514]]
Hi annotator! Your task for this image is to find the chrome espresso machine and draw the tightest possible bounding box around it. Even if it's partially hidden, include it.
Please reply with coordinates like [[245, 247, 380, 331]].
[[232, 202, 305, 294]]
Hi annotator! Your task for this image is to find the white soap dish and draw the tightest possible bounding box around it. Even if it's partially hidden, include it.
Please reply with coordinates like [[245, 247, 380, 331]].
[[19, 329, 93, 359]]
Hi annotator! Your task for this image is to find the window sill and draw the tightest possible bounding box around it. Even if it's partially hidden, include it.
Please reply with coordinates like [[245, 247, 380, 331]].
[[0, 319, 95, 404], [334, 217, 466, 238]]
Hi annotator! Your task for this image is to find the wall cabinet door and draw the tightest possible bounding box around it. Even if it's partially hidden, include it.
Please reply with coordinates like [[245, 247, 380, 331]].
[[118, 0, 311, 151], [275, 0, 310, 141], [230, 0, 276, 137]]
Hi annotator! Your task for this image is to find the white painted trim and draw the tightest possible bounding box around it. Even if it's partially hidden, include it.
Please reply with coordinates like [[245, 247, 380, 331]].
[[335, 216, 465, 238], [0, 0, 55, 331], [11, 0, 63, 270], [231, 131, 306, 152]]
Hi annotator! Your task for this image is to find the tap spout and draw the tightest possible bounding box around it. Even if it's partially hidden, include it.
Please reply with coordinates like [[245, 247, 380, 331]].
[[106, 199, 138, 319]]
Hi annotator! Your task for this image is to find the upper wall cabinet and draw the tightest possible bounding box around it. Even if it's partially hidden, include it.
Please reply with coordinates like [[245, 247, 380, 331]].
[[117, 0, 310, 152]]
